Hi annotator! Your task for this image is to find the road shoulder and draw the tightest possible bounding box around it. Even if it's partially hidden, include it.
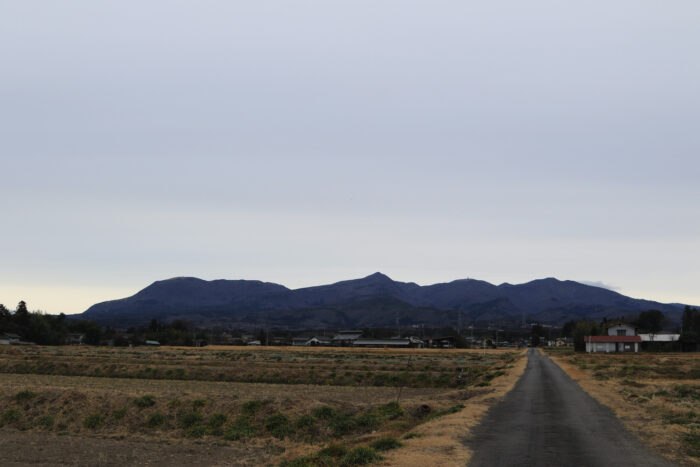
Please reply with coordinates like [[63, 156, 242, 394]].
[[380, 349, 528, 466], [548, 351, 698, 466]]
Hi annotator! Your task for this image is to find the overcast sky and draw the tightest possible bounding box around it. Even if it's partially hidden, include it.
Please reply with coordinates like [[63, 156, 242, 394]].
[[2, 1, 699, 315]]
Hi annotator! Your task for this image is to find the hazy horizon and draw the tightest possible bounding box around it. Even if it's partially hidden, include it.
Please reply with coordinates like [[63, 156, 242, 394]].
[[2, 1, 699, 315]]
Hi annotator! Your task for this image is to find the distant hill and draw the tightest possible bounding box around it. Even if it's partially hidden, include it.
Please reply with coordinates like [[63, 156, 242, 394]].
[[78, 273, 686, 329]]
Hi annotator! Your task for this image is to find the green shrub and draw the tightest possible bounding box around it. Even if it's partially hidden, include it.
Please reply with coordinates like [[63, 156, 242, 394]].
[[242, 399, 265, 415], [318, 443, 348, 458], [112, 408, 127, 419], [265, 413, 295, 439], [370, 437, 403, 451], [191, 398, 207, 409], [339, 447, 382, 466], [147, 412, 166, 428], [673, 385, 700, 400], [279, 456, 316, 467], [444, 404, 465, 414], [133, 395, 156, 408], [402, 432, 422, 440], [14, 390, 37, 402], [329, 415, 356, 437], [167, 399, 182, 409], [179, 411, 203, 428], [186, 425, 207, 438], [294, 414, 316, 430], [683, 432, 700, 457], [208, 413, 228, 428], [1, 408, 21, 425], [223, 416, 256, 440], [312, 405, 337, 420], [664, 411, 697, 426], [376, 402, 403, 420], [83, 414, 104, 429], [37, 415, 54, 429], [354, 413, 381, 432]]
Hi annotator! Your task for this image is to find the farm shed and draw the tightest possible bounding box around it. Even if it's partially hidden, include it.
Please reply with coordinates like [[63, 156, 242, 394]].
[[306, 336, 332, 346], [352, 337, 424, 348], [585, 335, 641, 353], [332, 330, 363, 346], [638, 333, 680, 342]]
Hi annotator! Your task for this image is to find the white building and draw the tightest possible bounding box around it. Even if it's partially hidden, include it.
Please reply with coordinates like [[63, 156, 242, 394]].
[[585, 335, 641, 353], [637, 333, 680, 343]]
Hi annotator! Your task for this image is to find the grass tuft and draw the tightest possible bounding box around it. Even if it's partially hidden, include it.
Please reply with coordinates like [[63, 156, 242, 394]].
[[265, 413, 295, 439], [370, 437, 403, 451], [208, 413, 228, 428], [339, 447, 382, 466], [312, 405, 337, 420], [223, 416, 256, 440], [147, 412, 166, 428], [133, 394, 156, 408], [14, 390, 37, 402], [1, 408, 21, 425], [83, 413, 104, 429], [242, 399, 265, 415]]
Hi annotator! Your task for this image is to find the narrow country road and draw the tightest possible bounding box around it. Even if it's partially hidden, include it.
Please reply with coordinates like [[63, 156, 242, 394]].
[[466, 349, 672, 467]]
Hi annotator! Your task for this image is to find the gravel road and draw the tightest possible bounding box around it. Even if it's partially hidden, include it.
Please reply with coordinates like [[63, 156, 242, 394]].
[[467, 349, 672, 467]]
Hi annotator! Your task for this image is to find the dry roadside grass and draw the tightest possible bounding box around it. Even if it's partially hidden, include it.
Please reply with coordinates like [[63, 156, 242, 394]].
[[379, 348, 528, 466], [548, 351, 699, 466]]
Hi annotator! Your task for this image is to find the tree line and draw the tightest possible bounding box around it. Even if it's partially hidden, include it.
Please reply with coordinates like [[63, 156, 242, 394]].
[[0, 301, 102, 345]]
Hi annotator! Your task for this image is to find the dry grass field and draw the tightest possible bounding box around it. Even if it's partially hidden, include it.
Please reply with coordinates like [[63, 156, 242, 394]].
[[547, 350, 700, 466], [0, 345, 524, 466]]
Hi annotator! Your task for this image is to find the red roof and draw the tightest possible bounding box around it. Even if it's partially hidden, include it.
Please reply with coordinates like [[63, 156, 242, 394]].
[[585, 336, 641, 343]]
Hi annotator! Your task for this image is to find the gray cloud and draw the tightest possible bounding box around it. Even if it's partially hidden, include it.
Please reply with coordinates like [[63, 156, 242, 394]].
[[579, 281, 620, 292]]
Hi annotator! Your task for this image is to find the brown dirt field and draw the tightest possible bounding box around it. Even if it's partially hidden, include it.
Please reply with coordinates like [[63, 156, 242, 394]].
[[0, 430, 274, 466], [0, 373, 446, 402], [548, 351, 700, 466], [0, 346, 525, 466], [0, 345, 518, 389]]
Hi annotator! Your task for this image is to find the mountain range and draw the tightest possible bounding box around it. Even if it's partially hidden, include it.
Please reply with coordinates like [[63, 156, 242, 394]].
[[78, 273, 687, 329]]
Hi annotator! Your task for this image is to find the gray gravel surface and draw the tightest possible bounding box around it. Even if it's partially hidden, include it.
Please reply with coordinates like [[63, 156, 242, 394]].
[[467, 348, 673, 467]]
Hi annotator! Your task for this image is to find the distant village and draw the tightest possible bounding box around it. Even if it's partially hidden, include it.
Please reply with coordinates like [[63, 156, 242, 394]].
[[2, 301, 699, 352]]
